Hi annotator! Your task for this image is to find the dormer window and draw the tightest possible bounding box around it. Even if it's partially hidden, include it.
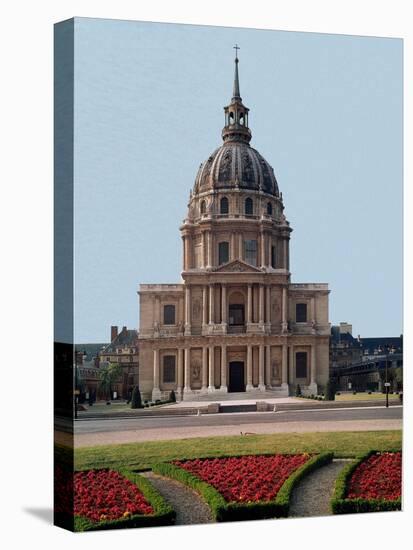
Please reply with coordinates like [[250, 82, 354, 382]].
[[220, 196, 229, 214], [245, 197, 253, 215]]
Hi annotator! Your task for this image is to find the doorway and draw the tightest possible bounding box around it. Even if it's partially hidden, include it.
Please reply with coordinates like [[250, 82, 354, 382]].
[[229, 361, 245, 392]]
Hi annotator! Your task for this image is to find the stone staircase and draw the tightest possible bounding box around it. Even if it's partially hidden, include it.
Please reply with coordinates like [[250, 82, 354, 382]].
[[181, 388, 289, 402]]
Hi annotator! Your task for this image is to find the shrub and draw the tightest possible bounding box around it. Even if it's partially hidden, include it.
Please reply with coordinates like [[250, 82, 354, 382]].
[[130, 386, 143, 409], [169, 390, 176, 403], [325, 379, 336, 401], [154, 453, 333, 522], [295, 384, 302, 397]]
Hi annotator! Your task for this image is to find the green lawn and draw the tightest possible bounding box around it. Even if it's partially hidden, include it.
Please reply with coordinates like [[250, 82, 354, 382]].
[[334, 392, 400, 402], [74, 430, 402, 471]]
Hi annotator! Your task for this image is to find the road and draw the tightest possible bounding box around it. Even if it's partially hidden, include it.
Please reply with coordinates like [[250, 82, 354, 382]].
[[68, 405, 402, 447]]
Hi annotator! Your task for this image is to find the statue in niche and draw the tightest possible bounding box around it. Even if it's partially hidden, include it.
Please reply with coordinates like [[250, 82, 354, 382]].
[[192, 298, 201, 320], [271, 360, 279, 379], [192, 361, 201, 382]]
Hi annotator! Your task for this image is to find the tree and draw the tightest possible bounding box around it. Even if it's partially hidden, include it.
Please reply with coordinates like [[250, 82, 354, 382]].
[[98, 362, 122, 402], [325, 379, 337, 401], [295, 384, 302, 397], [130, 386, 142, 409]]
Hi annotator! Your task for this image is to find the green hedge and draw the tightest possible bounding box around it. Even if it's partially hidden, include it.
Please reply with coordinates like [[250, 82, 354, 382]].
[[74, 468, 175, 531], [331, 450, 402, 514], [153, 452, 333, 522]]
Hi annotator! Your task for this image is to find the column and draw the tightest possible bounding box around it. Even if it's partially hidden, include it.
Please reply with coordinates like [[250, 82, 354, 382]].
[[260, 232, 266, 267], [208, 231, 213, 268], [283, 239, 287, 269], [238, 233, 243, 261], [220, 344, 227, 391], [202, 285, 208, 326], [310, 344, 317, 386], [265, 345, 271, 388], [221, 284, 227, 326], [259, 284, 264, 325], [201, 346, 208, 392], [183, 347, 191, 394], [152, 349, 161, 400], [258, 344, 265, 391], [289, 345, 294, 384], [246, 344, 253, 391], [201, 232, 206, 268], [282, 343, 288, 388], [230, 233, 234, 261], [209, 284, 215, 325], [247, 284, 252, 324], [177, 348, 184, 396], [311, 296, 316, 329], [208, 345, 215, 391], [266, 285, 271, 325], [206, 232, 212, 269], [268, 235, 272, 268], [184, 236, 191, 270], [182, 236, 186, 271], [282, 286, 287, 333], [185, 286, 191, 335]]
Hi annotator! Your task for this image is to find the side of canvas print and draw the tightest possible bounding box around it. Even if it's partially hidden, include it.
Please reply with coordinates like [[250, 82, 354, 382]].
[[54, 17, 403, 531]]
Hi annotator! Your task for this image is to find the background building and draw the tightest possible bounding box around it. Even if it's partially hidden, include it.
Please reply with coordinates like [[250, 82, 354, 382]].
[[330, 323, 403, 391], [138, 55, 330, 401], [99, 325, 139, 400]]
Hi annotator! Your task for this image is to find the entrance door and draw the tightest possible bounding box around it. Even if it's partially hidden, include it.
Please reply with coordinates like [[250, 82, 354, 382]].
[[229, 361, 245, 392]]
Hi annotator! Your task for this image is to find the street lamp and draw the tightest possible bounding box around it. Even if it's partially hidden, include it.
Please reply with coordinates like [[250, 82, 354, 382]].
[[384, 355, 390, 408]]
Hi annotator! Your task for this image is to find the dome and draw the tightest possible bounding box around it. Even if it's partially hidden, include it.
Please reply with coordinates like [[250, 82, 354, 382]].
[[193, 142, 279, 197]]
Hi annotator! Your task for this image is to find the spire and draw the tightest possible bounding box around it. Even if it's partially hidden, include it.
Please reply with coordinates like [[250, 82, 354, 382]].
[[222, 45, 251, 144], [232, 44, 241, 100]]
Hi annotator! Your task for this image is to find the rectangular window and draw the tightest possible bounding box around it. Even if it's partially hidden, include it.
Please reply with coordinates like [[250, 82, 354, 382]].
[[163, 304, 176, 325], [296, 303, 307, 323], [218, 241, 229, 265], [244, 239, 257, 266], [163, 355, 176, 383], [296, 352, 307, 378], [271, 245, 276, 268]]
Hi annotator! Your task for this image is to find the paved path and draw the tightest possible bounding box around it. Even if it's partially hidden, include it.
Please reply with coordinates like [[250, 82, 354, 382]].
[[72, 406, 402, 447], [289, 459, 350, 517], [141, 471, 213, 525]]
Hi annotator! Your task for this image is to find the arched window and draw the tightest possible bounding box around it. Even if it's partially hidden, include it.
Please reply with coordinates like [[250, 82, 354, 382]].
[[267, 202, 273, 216], [218, 241, 229, 265], [229, 112, 234, 125], [200, 200, 206, 214], [239, 113, 244, 125], [245, 197, 253, 216], [220, 196, 229, 214]]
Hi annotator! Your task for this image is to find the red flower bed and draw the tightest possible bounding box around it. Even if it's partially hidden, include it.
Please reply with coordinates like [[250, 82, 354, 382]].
[[347, 452, 402, 501], [74, 470, 154, 522], [174, 454, 310, 503]]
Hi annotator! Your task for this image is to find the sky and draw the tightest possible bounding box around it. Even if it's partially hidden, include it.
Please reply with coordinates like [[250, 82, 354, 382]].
[[72, 17, 402, 343]]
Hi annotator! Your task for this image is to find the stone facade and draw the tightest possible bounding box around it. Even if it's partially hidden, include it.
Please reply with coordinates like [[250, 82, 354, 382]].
[[138, 54, 330, 401]]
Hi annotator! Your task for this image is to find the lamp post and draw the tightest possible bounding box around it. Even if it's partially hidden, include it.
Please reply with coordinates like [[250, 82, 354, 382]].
[[385, 355, 389, 408]]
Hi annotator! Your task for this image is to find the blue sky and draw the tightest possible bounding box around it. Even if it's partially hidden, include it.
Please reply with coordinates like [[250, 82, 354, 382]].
[[72, 18, 402, 342]]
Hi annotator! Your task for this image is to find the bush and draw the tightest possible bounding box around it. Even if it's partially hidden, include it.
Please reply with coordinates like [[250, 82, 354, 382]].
[[130, 386, 143, 409], [331, 450, 402, 514], [353, 391, 357, 395], [74, 469, 175, 531], [170, 390, 176, 403], [153, 453, 333, 522], [295, 384, 302, 397], [324, 380, 336, 401]]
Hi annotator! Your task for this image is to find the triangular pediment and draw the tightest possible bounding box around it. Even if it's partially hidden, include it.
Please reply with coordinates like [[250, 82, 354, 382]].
[[213, 260, 263, 273]]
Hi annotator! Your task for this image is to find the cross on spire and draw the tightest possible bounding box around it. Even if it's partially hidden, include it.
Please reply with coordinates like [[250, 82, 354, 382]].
[[232, 44, 241, 99]]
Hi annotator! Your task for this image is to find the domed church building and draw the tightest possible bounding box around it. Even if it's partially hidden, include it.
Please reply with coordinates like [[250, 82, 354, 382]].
[[138, 52, 330, 401]]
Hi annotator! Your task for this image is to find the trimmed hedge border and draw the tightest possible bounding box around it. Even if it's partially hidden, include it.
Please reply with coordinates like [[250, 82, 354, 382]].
[[153, 452, 333, 522], [74, 468, 175, 531], [331, 450, 402, 514]]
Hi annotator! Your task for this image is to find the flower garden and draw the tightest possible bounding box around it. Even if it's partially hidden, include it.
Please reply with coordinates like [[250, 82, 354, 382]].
[[153, 452, 333, 521], [70, 468, 175, 531], [331, 451, 402, 514]]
